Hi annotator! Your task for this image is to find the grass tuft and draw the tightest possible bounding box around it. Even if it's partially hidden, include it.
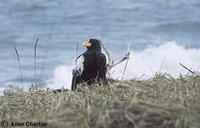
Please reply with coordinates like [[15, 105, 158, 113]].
[[0, 75, 200, 128]]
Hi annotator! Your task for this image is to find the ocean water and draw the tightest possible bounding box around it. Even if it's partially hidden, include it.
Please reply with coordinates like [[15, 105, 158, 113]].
[[0, 0, 200, 93]]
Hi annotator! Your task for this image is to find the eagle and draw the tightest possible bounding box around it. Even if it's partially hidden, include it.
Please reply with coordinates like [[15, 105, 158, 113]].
[[71, 39, 107, 91]]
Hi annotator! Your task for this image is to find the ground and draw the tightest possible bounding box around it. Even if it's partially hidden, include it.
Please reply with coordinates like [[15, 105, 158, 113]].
[[0, 74, 200, 128]]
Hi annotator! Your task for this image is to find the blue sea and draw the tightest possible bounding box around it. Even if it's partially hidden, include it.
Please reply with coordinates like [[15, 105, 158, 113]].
[[0, 0, 200, 93]]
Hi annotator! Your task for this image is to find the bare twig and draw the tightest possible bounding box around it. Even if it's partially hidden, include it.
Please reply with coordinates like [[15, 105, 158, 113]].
[[34, 38, 39, 89], [99, 39, 130, 72], [99, 40, 114, 70], [14, 46, 23, 89], [122, 52, 130, 80], [97, 36, 114, 67], [109, 54, 129, 69], [122, 42, 131, 80], [179, 63, 196, 75]]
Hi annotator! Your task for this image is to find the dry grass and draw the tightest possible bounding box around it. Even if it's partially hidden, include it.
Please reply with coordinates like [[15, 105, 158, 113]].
[[0, 74, 200, 128]]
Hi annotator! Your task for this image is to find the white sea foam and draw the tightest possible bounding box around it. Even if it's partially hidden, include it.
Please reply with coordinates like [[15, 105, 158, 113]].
[[111, 41, 200, 79], [46, 41, 200, 90], [46, 65, 74, 89]]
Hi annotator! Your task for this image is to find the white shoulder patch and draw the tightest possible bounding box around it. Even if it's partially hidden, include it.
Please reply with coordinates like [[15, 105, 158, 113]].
[[76, 55, 84, 75]]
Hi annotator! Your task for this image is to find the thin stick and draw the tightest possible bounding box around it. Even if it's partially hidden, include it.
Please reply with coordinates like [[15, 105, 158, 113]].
[[97, 36, 113, 66], [34, 38, 39, 89], [100, 41, 113, 66], [14, 46, 23, 89], [122, 53, 130, 80], [109, 56, 128, 69], [122, 42, 131, 80], [97, 37, 130, 74], [179, 63, 196, 74]]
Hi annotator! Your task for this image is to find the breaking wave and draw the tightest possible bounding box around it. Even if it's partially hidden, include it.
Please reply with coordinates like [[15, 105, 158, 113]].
[[46, 41, 200, 89]]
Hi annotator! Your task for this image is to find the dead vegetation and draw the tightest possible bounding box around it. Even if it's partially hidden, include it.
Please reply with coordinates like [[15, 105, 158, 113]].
[[0, 74, 200, 128]]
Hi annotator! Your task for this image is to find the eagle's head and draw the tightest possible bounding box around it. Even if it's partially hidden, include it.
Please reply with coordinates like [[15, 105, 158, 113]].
[[83, 38, 101, 52]]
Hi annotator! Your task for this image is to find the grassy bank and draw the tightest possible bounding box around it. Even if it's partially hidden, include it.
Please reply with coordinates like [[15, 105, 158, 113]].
[[0, 75, 200, 128]]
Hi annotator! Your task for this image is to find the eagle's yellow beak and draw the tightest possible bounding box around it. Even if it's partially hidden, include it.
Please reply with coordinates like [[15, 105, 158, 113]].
[[83, 41, 92, 47]]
